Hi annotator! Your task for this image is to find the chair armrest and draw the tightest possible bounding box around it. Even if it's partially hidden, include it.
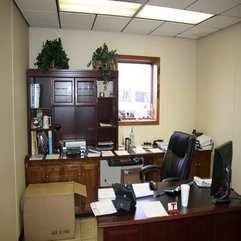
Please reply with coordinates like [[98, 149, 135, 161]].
[[161, 177, 183, 183], [139, 165, 162, 182]]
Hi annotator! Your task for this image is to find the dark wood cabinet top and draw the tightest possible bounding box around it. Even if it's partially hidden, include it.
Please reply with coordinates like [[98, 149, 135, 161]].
[[27, 69, 118, 78], [97, 182, 241, 228]]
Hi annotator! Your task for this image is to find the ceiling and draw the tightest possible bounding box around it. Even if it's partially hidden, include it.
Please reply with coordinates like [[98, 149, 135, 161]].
[[14, 0, 241, 39]]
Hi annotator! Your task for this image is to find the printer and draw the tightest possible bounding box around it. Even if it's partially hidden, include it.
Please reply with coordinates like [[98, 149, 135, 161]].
[[62, 139, 86, 157]]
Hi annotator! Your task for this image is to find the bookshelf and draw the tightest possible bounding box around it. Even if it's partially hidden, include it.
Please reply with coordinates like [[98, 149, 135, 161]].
[[26, 69, 119, 156]]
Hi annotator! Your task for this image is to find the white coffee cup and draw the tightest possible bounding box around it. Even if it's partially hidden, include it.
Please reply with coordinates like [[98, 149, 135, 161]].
[[181, 184, 190, 207]]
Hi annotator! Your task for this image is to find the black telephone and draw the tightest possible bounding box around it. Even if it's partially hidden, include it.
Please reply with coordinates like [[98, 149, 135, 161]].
[[112, 183, 136, 212]]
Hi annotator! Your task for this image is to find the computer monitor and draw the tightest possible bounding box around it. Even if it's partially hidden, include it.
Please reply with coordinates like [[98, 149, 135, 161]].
[[210, 141, 232, 204]]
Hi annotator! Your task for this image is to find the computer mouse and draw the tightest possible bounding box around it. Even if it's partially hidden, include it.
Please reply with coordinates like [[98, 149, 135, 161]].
[[149, 181, 158, 191]]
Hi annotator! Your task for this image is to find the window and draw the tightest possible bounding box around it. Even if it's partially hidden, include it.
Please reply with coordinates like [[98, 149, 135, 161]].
[[117, 55, 160, 125]]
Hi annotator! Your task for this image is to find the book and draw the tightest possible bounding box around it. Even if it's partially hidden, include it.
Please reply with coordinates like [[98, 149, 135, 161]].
[[31, 131, 39, 156], [30, 83, 40, 108]]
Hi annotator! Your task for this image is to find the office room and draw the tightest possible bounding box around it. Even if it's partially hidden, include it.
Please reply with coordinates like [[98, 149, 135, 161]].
[[1, 0, 241, 240]]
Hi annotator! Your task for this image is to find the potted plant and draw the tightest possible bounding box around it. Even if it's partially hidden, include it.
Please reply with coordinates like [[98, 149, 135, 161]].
[[35, 38, 69, 71], [87, 43, 118, 93]]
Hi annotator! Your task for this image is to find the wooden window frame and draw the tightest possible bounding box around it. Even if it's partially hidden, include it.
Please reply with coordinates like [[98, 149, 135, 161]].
[[117, 55, 160, 126]]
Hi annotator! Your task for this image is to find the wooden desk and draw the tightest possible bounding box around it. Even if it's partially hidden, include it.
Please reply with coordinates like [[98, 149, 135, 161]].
[[97, 183, 241, 241], [25, 150, 211, 213]]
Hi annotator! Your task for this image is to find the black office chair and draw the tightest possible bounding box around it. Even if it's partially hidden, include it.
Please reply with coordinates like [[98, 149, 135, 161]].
[[140, 131, 196, 182]]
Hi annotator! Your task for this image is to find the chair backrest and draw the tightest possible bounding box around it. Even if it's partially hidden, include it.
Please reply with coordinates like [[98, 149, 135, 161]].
[[160, 131, 196, 181]]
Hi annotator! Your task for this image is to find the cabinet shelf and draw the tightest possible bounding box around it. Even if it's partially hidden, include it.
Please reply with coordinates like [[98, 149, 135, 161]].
[[30, 128, 52, 131], [98, 125, 116, 129]]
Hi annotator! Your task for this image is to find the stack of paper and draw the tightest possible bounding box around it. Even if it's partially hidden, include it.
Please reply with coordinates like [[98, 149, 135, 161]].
[[196, 134, 213, 150], [141, 201, 168, 218], [45, 154, 60, 160], [98, 188, 116, 201], [132, 146, 146, 154], [90, 199, 117, 216], [194, 176, 212, 187], [156, 140, 168, 151], [132, 183, 154, 198]]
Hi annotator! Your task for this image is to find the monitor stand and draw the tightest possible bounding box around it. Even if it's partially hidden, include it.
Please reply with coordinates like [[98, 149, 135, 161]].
[[212, 196, 230, 205]]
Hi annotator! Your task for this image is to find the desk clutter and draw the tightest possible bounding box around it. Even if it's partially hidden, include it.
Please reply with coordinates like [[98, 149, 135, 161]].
[[91, 180, 197, 217], [195, 134, 213, 150]]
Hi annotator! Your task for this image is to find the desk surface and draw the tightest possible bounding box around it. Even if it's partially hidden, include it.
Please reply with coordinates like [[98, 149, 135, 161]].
[[97, 182, 241, 228]]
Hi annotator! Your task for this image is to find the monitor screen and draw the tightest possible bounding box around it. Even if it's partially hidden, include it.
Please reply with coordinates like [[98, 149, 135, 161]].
[[210, 141, 232, 203]]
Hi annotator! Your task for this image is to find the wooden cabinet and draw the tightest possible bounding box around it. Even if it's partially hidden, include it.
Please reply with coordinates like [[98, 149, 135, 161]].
[[25, 158, 99, 214], [27, 69, 119, 154], [103, 216, 212, 241], [142, 150, 211, 182], [189, 150, 211, 178]]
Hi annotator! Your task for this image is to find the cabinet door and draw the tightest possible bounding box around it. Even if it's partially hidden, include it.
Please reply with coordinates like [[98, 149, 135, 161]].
[[104, 225, 144, 241], [75, 79, 96, 105], [143, 153, 164, 182], [189, 150, 211, 178], [45, 161, 64, 183], [212, 211, 241, 241], [25, 161, 45, 184], [64, 161, 82, 213], [75, 106, 96, 146], [80, 161, 99, 212], [145, 216, 211, 241], [52, 78, 74, 105], [54, 106, 75, 139]]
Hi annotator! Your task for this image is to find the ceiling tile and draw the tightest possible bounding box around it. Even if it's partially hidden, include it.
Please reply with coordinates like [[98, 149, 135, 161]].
[[14, 0, 57, 11], [151, 22, 192, 36], [147, 0, 196, 9], [93, 15, 131, 32], [22, 10, 59, 28], [187, 0, 241, 14], [177, 25, 219, 39], [60, 12, 95, 30], [123, 18, 163, 34], [222, 4, 241, 18], [124, 0, 147, 3], [14, 0, 241, 39], [200, 15, 241, 29]]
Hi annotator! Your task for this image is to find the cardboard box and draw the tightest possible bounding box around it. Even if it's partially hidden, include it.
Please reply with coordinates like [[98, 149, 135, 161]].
[[23, 181, 87, 241], [121, 168, 141, 184]]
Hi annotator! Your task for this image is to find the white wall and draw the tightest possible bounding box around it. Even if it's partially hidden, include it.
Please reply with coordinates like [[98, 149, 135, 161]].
[[0, 1, 28, 240], [197, 23, 241, 193], [29, 28, 197, 144]]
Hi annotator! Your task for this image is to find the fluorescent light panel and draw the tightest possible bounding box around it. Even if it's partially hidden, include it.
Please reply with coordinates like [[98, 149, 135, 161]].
[[137, 5, 213, 24], [59, 0, 141, 17]]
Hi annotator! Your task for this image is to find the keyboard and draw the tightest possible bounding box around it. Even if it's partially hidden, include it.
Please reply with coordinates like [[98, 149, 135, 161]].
[[164, 179, 194, 193], [108, 157, 143, 166]]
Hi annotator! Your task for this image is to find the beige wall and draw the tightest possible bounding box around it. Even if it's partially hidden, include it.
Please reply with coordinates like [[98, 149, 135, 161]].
[[0, 0, 28, 240], [197, 24, 241, 193], [29, 28, 197, 144]]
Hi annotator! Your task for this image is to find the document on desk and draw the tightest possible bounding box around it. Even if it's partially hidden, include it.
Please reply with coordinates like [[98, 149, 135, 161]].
[[90, 199, 117, 216], [141, 201, 168, 218], [98, 188, 116, 201], [114, 150, 129, 156], [132, 183, 154, 198], [148, 148, 164, 153], [132, 146, 147, 154], [101, 150, 115, 157]]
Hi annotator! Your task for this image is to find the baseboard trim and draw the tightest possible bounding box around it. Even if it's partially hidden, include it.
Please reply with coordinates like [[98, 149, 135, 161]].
[[18, 228, 24, 241]]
